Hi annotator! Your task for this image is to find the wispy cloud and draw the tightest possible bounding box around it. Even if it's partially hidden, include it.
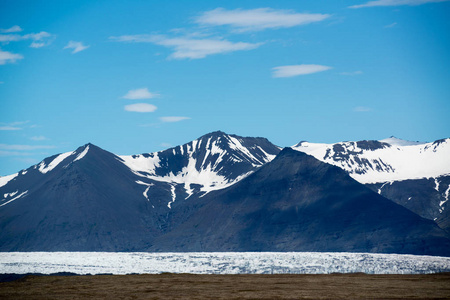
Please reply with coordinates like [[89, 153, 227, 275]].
[[124, 103, 157, 113], [110, 34, 262, 59], [0, 144, 55, 151], [0, 25, 23, 33], [272, 64, 332, 78], [340, 71, 363, 76], [30, 136, 48, 141], [0, 151, 34, 156], [0, 126, 22, 131], [160, 116, 191, 123], [384, 22, 398, 28], [0, 49, 24, 65], [160, 142, 172, 148], [0, 121, 29, 130], [0, 31, 54, 47], [122, 88, 159, 99], [195, 8, 330, 32], [0, 126, 21, 130], [353, 106, 373, 112], [63, 41, 90, 54], [350, 0, 449, 8]]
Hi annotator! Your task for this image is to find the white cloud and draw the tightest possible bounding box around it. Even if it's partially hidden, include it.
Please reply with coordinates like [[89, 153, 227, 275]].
[[124, 103, 157, 113], [0, 34, 21, 42], [353, 106, 373, 112], [0, 49, 24, 65], [195, 8, 330, 32], [0, 31, 53, 47], [160, 116, 191, 123], [0, 25, 23, 33], [340, 71, 363, 76], [110, 34, 262, 59], [30, 136, 48, 141], [160, 142, 172, 148], [0, 34, 23, 43], [23, 32, 52, 40], [272, 64, 332, 78], [63, 41, 90, 54], [30, 42, 46, 48], [350, 0, 449, 8], [122, 88, 159, 99], [0, 144, 55, 150]]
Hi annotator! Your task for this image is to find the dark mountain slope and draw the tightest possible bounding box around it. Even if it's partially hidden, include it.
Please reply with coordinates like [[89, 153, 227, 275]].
[[152, 148, 450, 256], [367, 175, 450, 232], [0, 144, 171, 251]]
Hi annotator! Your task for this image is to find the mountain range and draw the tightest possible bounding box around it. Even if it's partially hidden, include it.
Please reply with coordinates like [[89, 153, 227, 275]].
[[0, 131, 449, 255], [292, 137, 450, 231]]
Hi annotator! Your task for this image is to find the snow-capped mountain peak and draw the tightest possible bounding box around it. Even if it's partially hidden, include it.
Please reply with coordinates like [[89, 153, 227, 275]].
[[119, 131, 281, 197], [292, 138, 450, 184], [34, 143, 95, 174]]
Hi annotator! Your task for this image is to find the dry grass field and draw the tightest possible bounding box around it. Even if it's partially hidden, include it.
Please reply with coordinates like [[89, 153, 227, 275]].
[[1, 273, 450, 299]]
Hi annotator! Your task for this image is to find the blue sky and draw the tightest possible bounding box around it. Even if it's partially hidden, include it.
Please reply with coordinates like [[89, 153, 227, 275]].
[[0, 0, 449, 175]]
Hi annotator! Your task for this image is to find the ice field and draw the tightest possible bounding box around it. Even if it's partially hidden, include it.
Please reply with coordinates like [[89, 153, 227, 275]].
[[1, 252, 450, 275]]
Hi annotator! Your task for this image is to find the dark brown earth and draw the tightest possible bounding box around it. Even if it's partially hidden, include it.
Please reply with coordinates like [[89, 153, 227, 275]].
[[1, 273, 450, 299]]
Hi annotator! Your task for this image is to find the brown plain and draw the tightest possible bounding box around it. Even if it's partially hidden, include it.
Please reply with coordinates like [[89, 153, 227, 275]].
[[1, 273, 450, 299]]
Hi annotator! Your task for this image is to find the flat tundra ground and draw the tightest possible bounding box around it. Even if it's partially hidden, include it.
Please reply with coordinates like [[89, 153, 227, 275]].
[[1, 273, 450, 299]]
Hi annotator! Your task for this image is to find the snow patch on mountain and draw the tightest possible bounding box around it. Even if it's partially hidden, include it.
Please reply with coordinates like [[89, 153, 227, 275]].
[[73, 145, 89, 162], [0, 173, 18, 188], [441, 184, 450, 207], [0, 190, 28, 207], [434, 178, 440, 192], [136, 181, 153, 199], [168, 185, 176, 208], [119, 153, 161, 174], [136, 155, 253, 195], [37, 151, 75, 174], [119, 132, 278, 198], [3, 191, 18, 198], [227, 135, 271, 166], [293, 138, 450, 184]]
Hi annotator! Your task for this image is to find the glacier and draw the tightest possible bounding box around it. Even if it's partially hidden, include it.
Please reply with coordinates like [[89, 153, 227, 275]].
[[1, 252, 449, 275]]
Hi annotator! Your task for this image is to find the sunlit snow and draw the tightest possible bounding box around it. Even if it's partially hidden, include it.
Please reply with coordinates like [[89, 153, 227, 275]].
[[38, 151, 75, 174], [0, 191, 28, 207], [167, 184, 176, 208], [0, 173, 18, 188], [73, 145, 89, 162], [293, 138, 450, 184], [119, 134, 274, 201], [3, 191, 18, 198], [379, 137, 425, 147]]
